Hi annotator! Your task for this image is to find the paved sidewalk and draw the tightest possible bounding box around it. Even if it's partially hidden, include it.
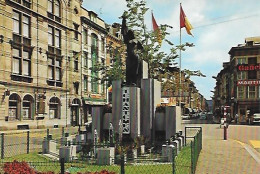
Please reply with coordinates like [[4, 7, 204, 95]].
[[195, 125, 260, 174]]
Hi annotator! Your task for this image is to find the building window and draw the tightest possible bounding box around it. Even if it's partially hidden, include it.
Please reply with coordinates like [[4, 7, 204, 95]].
[[12, 11, 32, 82], [248, 86, 256, 99], [74, 58, 78, 71], [237, 71, 246, 80], [90, 13, 97, 23], [84, 76, 88, 91], [49, 97, 61, 119], [8, 93, 21, 121], [73, 23, 79, 40], [83, 29, 88, 44], [109, 48, 114, 65], [48, 57, 62, 84], [22, 95, 34, 120], [84, 52, 88, 68], [73, 52, 80, 71], [47, 0, 61, 22], [48, 26, 61, 48], [91, 34, 99, 93], [47, 25, 62, 87], [237, 86, 244, 99], [248, 57, 257, 65], [14, 0, 31, 8], [237, 58, 246, 65], [101, 38, 105, 53], [248, 71, 257, 79], [73, 82, 79, 95]]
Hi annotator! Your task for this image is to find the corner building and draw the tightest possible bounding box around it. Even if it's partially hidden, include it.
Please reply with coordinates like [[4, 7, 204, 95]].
[[213, 37, 260, 122], [229, 37, 260, 120]]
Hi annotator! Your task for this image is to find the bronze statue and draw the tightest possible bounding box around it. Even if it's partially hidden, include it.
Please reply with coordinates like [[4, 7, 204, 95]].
[[121, 15, 143, 86]]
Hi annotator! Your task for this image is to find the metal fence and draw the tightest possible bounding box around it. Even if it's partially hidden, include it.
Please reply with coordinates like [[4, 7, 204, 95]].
[[184, 127, 202, 174], [0, 127, 202, 174], [0, 127, 78, 159]]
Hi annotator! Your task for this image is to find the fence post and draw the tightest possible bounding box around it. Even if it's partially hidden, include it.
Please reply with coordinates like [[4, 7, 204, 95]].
[[191, 141, 194, 174], [199, 130, 202, 152], [185, 127, 187, 146], [194, 135, 197, 167], [120, 154, 125, 174], [47, 128, 49, 140], [172, 146, 176, 174], [60, 158, 65, 174], [62, 127, 65, 137], [27, 131, 30, 154], [1, 133, 4, 159]]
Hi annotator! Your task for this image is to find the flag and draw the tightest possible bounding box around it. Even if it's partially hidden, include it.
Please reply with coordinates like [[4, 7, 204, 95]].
[[180, 5, 193, 36], [152, 12, 162, 45]]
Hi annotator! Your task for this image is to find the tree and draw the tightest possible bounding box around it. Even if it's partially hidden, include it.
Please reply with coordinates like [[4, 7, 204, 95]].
[[122, 0, 178, 79], [95, 0, 204, 91]]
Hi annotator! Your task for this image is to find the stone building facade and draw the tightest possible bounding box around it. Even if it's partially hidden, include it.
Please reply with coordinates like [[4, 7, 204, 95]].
[[213, 37, 260, 122], [0, 0, 121, 130]]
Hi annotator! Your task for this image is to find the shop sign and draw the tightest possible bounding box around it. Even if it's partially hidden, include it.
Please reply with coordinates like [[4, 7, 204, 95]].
[[161, 98, 169, 104], [122, 87, 130, 134], [90, 94, 101, 99], [237, 64, 260, 71], [237, 80, 260, 86]]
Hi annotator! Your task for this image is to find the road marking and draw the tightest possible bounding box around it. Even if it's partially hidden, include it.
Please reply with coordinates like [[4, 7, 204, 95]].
[[231, 139, 260, 164], [250, 140, 260, 148]]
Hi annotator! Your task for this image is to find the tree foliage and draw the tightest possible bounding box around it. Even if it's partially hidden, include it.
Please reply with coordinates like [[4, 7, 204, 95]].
[[96, 0, 204, 89]]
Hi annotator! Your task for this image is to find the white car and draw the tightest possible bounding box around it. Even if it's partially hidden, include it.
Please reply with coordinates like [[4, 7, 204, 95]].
[[251, 113, 260, 124]]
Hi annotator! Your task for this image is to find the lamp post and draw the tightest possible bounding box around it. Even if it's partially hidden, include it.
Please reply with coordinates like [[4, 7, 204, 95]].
[[109, 122, 114, 146], [94, 129, 98, 156], [119, 119, 123, 145]]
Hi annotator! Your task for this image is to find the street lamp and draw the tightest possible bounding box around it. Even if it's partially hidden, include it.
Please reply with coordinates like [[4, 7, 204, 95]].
[[119, 119, 123, 145], [109, 122, 114, 146]]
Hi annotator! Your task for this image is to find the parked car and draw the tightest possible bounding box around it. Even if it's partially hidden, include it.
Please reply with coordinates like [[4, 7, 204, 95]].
[[181, 114, 190, 120], [249, 113, 260, 125], [199, 113, 207, 120]]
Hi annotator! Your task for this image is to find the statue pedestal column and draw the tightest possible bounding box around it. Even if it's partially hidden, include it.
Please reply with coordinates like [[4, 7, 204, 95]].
[[121, 86, 141, 140]]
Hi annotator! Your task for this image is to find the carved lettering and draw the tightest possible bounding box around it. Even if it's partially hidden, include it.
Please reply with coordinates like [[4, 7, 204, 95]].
[[122, 87, 130, 134]]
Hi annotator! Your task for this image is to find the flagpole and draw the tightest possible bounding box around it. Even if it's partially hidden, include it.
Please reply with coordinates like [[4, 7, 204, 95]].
[[179, 3, 182, 107]]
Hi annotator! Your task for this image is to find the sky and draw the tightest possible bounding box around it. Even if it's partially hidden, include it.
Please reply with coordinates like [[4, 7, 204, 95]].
[[82, 0, 260, 100]]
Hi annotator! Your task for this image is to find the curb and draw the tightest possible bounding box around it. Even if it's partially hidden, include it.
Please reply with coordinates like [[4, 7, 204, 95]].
[[230, 138, 260, 164]]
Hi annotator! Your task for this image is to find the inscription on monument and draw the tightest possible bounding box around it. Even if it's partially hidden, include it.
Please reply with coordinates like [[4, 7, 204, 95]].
[[122, 88, 130, 134]]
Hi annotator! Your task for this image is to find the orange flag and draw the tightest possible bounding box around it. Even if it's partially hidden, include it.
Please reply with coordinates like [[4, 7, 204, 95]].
[[152, 12, 162, 45], [180, 4, 193, 36]]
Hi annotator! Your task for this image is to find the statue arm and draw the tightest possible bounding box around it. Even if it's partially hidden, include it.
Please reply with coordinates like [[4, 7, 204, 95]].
[[137, 41, 143, 50], [121, 16, 129, 44]]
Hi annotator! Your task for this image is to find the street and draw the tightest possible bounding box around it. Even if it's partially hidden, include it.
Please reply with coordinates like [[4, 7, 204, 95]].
[[182, 119, 260, 174]]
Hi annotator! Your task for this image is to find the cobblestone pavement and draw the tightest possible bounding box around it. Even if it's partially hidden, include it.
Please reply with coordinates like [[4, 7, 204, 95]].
[[195, 124, 260, 174]]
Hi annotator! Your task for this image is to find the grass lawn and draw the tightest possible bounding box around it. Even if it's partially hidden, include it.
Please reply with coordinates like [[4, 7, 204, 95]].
[[175, 145, 191, 174], [0, 146, 191, 174]]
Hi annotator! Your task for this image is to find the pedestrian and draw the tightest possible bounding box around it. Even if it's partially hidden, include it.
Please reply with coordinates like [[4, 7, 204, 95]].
[[235, 113, 239, 123], [220, 117, 224, 128]]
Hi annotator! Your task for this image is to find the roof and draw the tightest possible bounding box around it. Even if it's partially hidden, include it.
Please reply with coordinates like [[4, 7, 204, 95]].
[[245, 36, 260, 43]]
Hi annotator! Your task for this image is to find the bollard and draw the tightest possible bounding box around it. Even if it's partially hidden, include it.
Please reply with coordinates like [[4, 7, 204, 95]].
[[1, 133, 4, 159], [172, 146, 176, 174], [62, 127, 65, 137], [27, 131, 30, 154], [120, 154, 125, 174], [224, 125, 227, 140], [60, 158, 65, 174], [47, 128, 49, 140]]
